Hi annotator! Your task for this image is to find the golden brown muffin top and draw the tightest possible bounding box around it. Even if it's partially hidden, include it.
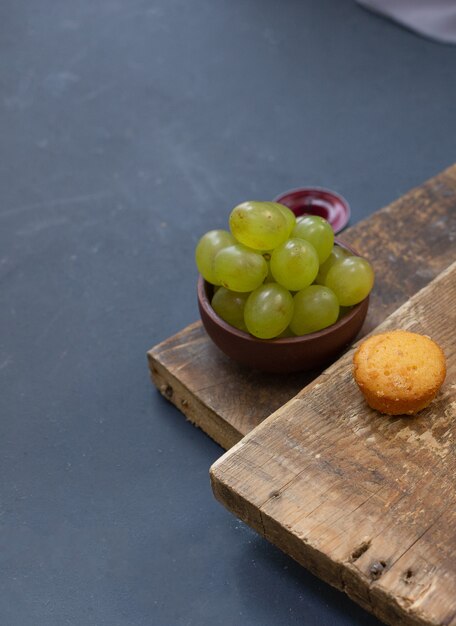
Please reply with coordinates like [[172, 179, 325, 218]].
[[353, 330, 446, 402]]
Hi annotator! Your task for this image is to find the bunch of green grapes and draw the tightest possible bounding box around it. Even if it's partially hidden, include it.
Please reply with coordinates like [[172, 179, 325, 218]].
[[195, 201, 374, 339]]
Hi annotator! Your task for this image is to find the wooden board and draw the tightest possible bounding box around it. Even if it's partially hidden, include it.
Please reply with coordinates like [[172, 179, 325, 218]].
[[211, 260, 456, 626], [148, 164, 456, 449]]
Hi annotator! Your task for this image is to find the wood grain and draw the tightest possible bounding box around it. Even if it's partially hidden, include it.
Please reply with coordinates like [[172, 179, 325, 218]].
[[211, 261, 456, 626], [211, 263, 456, 626], [148, 164, 456, 449]]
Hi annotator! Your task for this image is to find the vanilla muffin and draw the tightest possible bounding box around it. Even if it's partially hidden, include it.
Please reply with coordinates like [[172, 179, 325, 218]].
[[353, 330, 446, 415]]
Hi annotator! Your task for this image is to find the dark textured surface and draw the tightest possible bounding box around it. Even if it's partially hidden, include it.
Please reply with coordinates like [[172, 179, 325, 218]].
[[1, 1, 455, 625]]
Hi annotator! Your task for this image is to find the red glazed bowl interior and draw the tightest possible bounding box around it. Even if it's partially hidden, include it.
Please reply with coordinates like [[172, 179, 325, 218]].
[[197, 240, 369, 374], [274, 187, 351, 234]]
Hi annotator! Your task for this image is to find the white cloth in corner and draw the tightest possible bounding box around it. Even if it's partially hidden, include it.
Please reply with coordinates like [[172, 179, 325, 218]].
[[357, 0, 456, 44]]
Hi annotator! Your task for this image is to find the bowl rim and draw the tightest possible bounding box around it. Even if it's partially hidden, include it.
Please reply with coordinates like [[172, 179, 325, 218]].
[[273, 186, 351, 234], [198, 239, 369, 345]]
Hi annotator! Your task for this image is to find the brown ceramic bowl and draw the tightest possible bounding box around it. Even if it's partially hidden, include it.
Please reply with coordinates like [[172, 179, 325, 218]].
[[197, 241, 369, 373]]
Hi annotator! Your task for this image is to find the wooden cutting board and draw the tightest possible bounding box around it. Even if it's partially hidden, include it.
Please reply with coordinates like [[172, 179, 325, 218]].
[[211, 260, 456, 626], [148, 164, 456, 449]]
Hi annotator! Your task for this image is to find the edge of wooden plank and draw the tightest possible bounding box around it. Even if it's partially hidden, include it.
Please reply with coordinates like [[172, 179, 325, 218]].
[[210, 472, 434, 626], [148, 349, 241, 450]]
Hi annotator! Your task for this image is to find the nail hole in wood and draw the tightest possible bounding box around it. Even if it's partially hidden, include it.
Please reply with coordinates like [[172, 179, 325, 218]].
[[181, 399, 189, 408], [370, 560, 386, 580], [350, 540, 371, 562], [269, 491, 281, 499], [160, 384, 173, 399], [404, 569, 413, 581]]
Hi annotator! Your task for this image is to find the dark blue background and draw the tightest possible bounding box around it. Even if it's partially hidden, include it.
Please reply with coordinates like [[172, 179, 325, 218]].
[[1, 1, 455, 624]]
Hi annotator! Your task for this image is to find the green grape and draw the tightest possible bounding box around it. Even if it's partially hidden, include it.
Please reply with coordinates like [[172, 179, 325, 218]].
[[268, 202, 296, 237], [211, 287, 249, 331], [270, 238, 319, 291], [325, 256, 374, 306], [195, 229, 236, 285], [315, 245, 350, 285], [229, 201, 290, 250], [291, 215, 335, 264], [242, 245, 272, 258], [290, 286, 339, 336], [244, 283, 294, 339], [214, 244, 268, 292]]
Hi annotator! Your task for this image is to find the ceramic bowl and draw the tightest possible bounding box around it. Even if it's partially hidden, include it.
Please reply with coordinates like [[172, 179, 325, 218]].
[[274, 187, 351, 234], [197, 241, 369, 374]]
